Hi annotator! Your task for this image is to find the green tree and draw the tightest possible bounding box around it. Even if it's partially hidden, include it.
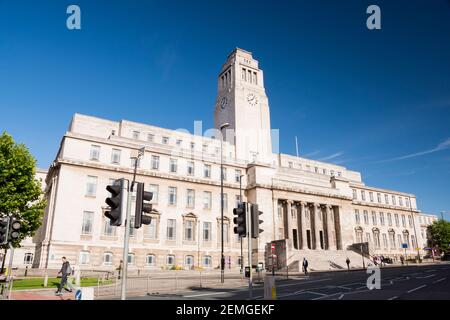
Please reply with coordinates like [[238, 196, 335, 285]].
[[427, 219, 450, 253], [0, 132, 46, 250]]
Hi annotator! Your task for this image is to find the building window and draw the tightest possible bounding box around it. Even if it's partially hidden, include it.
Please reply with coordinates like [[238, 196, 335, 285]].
[[151, 155, 160, 170], [221, 167, 227, 181], [147, 133, 154, 142], [190, 142, 195, 150], [169, 159, 177, 173], [235, 170, 242, 183], [372, 211, 377, 225], [89, 145, 100, 160], [379, 212, 385, 226], [149, 184, 158, 203], [167, 219, 176, 240], [184, 220, 195, 241], [162, 136, 169, 144], [103, 219, 116, 236], [145, 217, 157, 239], [369, 192, 374, 202], [387, 213, 392, 226], [392, 195, 396, 206], [242, 68, 246, 81], [167, 255, 175, 266], [79, 251, 90, 265], [127, 253, 135, 265], [203, 222, 211, 241], [186, 189, 195, 208], [222, 193, 228, 210], [377, 193, 382, 203], [394, 214, 399, 227], [132, 131, 140, 140], [223, 223, 229, 243], [355, 210, 360, 224], [81, 211, 94, 235], [363, 210, 369, 225], [361, 191, 366, 201], [85, 176, 97, 196], [202, 144, 208, 153], [146, 254, 156, 266], [408, 215, 413, 228], [23, 253, 33, 265], [397, 234, 402, 248], [103, 253, 113, 266], [187, 161, 195, 176], [111, 149, 121, 164], [399, 197, 403, 206], [401, 215, 406, 227], [365, 233, 371, 244], [130, 157, 140, 168], [203, 191, 212, 209], [288, 162, 293, 168], [204, 164, 211, 178], [382, 234, 388, 249], [203, 255, 212, 267], [235, 195, 242, 208], [253, 71, 257, 85], [176, 139, 182, 147], [411, 235, 416, 249], [384, 194, 389, 204], [352, 189, 357, 200], [185, 255, 194, 268], [406, 198, 410, 208], [168, 187, 177, 205]]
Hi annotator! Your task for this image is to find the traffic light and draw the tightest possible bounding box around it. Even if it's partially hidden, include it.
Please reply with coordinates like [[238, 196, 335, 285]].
[[8, 215, 21, 241], [233, 202, 247, 237], [250, 204, 264, 238], [134, 182, 153, 229], [0, 217, 9, 245], [105, 178, 125, 226]]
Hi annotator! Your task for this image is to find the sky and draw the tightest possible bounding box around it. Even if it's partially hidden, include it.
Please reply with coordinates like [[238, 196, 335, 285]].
[[0, 0, 449, 217]]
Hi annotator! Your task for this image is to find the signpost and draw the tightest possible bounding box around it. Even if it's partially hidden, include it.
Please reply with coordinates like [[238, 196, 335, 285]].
[[402, 243, 408, 266]]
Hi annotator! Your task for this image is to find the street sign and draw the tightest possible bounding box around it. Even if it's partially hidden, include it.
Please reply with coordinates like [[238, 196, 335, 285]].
[[402, 243, 408, 249]]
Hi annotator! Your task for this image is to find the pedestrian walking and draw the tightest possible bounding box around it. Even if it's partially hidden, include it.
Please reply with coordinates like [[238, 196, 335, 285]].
[[346, 257, 350, 269], [302, 258, 309, 275], [55, 257, 75, 295], [400, 255, 404, 265]]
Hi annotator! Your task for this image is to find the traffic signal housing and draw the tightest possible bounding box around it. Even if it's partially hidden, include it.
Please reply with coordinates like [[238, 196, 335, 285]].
[[8, 215, 21, 242], [250, 204, 264, 238], [134, 182, 153, 229], [0, 217, 9, 245], [105, 178, 125, 226], [233, 202, 247, 237]]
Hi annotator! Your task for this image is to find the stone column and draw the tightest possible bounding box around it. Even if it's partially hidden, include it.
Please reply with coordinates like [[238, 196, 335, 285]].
[[300, 202, 308, 249], [313, 203, 322, 250], [286, 200, 292, 240], [326, 205, 335, 250], [273, 198, 278, 240]]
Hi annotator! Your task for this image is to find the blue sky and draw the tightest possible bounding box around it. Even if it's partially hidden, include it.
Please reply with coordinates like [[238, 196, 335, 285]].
[[0, 0, 449, 216]]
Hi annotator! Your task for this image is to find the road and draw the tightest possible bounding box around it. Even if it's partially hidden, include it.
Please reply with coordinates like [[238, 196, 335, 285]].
[[130, 262, 450, 300]]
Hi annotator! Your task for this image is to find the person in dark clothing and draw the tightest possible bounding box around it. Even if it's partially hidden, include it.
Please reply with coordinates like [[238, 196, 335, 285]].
[[55, 257, 73, 295], [302, 258, 309, 275], [346, 257, 350, 269]]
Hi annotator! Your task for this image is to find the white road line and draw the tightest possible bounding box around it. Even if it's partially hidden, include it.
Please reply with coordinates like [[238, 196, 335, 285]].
[[424, 269, 436, 273], [388, 296, 398, 300], [338, 294, 344, 300], [184, 291, 227, 298], [277, 278, 332, 288], [306, 291, 327, 296], [407, 284, 427, 293], [416, 274, 435, 279], [432, 277, 446, 284]]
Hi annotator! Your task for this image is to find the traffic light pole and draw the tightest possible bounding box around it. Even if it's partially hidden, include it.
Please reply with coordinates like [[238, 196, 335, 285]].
[[120, 179, 132, 300], [247, 202, 253, 299], [7, 243, 14, 300]]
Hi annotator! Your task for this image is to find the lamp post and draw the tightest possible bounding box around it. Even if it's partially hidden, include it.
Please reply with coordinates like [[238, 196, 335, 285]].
[[239, 174, 245, 274], [408, 196, 421, 263], [220, 123, 230, 284]]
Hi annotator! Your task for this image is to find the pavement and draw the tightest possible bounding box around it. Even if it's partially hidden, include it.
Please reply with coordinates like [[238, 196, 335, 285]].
[[128, 262, 450, 300], [10, 288, 76, 300]]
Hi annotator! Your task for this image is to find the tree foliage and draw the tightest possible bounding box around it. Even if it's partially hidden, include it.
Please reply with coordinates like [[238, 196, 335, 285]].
[[0, 132, 46, 248], [427, 219, 450, 252]]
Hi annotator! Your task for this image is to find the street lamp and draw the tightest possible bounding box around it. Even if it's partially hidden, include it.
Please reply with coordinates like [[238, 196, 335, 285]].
[[408, 196, 421, 263], [239, 174, 245, 274], [220, 123, 230, 284]]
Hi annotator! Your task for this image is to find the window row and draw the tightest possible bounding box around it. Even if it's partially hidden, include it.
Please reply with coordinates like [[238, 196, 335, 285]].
[[355, 230, 416, 250], [241, 67, 258, 85], [286, 161, 342, 177], [352, 189, 411, 208], [354, 210, 414, 228], [82, 213, 242, 243]]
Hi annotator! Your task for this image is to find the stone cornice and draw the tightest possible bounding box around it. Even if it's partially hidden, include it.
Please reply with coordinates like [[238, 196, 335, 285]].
[[352, 200, 420, 214]]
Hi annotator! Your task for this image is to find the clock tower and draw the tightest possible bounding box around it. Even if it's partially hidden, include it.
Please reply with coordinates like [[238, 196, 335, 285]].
[[214, 48, 273, 163]]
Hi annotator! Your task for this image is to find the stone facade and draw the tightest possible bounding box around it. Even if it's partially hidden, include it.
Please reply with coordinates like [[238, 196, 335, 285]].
[[21, 48, 430, 271]]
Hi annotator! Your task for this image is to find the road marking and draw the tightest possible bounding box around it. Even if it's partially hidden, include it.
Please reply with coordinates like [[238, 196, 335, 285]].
[[184, 291, 227, 298], [388, 296, 398, 300], [338, 294, 344, 300], [407, 285, 427, 293], [424, 269, 436, 273], [307, 291, 327, 296], [277, 278, 332, 288], [432, 277, 446, 284], [416, 274, 435, 279]]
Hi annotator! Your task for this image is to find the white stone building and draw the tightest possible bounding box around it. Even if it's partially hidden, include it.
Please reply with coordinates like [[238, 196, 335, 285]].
[[28, 48, 429, 271]]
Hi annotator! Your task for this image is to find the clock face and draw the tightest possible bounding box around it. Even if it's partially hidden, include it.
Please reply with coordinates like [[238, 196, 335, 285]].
[[220, 96, 228, 110], [247, 93, 258, 106]]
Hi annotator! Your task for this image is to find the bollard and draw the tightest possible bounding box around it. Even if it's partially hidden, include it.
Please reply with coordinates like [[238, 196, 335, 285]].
[[264, 275, 276, 300], [44, 273, 48, 288], [147, 275, 150, 295], [199, 271, 202, 288]]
